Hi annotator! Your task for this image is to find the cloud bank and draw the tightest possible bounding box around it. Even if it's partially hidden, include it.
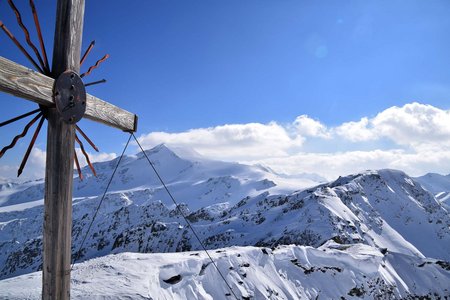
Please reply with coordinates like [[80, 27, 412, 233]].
[[0, 147, 117, 182], [138, 102, 450, 180], [2, 102, 449, 181]]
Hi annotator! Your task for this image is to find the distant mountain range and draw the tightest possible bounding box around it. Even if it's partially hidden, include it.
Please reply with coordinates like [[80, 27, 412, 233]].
[[0, 145, 449, 299]]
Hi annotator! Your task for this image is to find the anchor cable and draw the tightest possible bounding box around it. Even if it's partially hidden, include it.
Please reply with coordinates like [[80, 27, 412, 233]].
[[132, 133, 239, 300], [71, 133, 132, 270]]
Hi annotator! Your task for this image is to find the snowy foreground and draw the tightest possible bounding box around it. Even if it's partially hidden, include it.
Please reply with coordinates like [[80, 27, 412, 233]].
[[1, 242, 449, 299], [1, 145, 450, 298]]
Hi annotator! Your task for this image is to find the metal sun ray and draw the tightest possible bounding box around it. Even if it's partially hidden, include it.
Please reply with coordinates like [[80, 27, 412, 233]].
[[0, 1, 108, 178]]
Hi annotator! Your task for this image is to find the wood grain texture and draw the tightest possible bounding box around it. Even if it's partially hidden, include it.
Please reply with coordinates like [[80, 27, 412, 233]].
[[43, 108, 75, 300], [43, 0, 84, 299], [0, 56, 53, 105], [51, 0, 84, 74], [85, 94, 137, 132], [0, 56, 137, 132], [2, 2, 138, 298]]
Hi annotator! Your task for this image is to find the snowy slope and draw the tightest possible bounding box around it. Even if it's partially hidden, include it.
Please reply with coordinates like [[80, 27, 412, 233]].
[[1, 243, 449, 299], [415, 172, 450, 210], [0, 145, 324, 278], [0, 179, 44, 207], [0, 160, 449, 281], [0, 144, 321, 210], [414, 173, 450, 194], [0, 145, 450, 298]]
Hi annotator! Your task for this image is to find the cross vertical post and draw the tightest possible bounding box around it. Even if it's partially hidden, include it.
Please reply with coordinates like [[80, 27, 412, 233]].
[[0, 0, 137, 298], [43, 0, 84, 299]]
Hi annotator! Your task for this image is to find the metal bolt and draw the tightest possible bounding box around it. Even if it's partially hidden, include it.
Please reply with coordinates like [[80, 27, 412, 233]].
[[69, 95, 75, 108]]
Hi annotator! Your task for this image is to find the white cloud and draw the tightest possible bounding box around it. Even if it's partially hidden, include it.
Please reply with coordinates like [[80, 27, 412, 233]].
[[0, 147, 46, 180], [293, 115, 330, 138], [372, 102, 450, 148], [4, 102, 450, 182], [74, 148, 117, 167], [28, 147, 46, 178], [249, 150, 401, 180], [335, 117, 377, 142], [0, 147, 118, 181], [249, 149, 450, 180], [137, 102, 450, 180], [138, 122, 304, 160], [0, 165, 16, 182], [335, 102, 450, 148]]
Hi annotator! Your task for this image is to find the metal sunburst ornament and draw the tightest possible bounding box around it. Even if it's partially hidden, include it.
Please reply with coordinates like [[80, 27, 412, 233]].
[[0, 0, 109, 179]]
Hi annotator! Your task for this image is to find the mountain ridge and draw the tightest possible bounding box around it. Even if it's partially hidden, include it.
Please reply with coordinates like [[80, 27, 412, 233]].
[[0, 145, 449, 299]]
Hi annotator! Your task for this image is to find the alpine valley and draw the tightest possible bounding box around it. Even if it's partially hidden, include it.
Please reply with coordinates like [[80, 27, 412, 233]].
[[0, 145, 449, 299]]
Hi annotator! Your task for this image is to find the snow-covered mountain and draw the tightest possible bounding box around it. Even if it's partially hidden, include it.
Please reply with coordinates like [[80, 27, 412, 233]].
[[0, 145, 449, 298], [1, 242, 449, 299], [415, 172, 450, 210], [0, 145, 323, 277], [0, 144, 322, 210]]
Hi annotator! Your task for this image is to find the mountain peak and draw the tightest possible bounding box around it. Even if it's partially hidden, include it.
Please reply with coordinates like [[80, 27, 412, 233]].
[[145, 143, 174, 154], [330, 169, 409, 187], [414, 172, 450, 195], [138, 143, 180, 160], [152, 143, 170, 151]]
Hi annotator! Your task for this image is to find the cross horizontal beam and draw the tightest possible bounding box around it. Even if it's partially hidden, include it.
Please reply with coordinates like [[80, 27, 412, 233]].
[[0, 56, 137, 132]]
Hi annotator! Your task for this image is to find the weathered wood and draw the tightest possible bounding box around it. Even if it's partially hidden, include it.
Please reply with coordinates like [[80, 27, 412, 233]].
[[51, 0, 84, 76], [0, 56, 53, 105], [43, 1, 84, 299], [0, 56, 137, 132], [0, 1, 139, 299], [43, 110, 75, 300], [85, 94, 137, 132]]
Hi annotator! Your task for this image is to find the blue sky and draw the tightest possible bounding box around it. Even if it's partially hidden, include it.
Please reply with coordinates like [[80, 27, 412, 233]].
[[1, 1, 450, 180]]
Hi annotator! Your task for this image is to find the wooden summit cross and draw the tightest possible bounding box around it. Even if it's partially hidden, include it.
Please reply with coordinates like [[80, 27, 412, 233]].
[[0, 0, 137, 299]]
